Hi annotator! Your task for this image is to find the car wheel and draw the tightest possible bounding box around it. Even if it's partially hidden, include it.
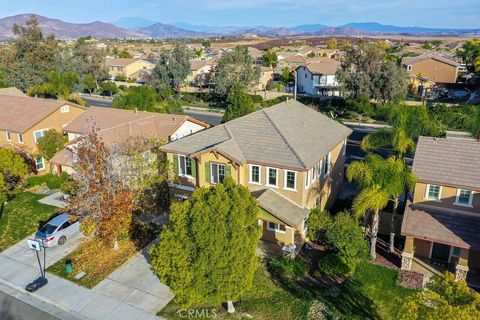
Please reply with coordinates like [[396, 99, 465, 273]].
[[58, 236, 67, 245]]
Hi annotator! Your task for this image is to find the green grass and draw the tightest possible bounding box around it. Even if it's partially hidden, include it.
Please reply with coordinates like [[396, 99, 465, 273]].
[[27, 172, 68, 190], [0, 192, 58, 252], [159, 260, 416, 320]]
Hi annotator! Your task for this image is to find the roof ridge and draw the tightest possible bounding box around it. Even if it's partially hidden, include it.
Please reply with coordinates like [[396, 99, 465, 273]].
[[262, 108, 307, 169]]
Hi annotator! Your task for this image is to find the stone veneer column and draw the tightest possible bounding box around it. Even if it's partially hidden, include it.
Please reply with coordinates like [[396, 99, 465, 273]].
[[455, 248, 469, 282], [401, 236, 414, 271]]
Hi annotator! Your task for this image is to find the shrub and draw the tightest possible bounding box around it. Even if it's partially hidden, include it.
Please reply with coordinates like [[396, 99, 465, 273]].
[[250, 94, 263, 104], [306, 209, 332, 242], [266, 81, 285, 92], [27, 172, 69, 189], [268, 256, 308, 279], [317, 254, 352, 277]]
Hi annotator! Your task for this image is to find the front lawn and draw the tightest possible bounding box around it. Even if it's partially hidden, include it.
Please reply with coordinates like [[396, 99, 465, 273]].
[[0, 192, 58, 252], [159, 260, 416, 319]]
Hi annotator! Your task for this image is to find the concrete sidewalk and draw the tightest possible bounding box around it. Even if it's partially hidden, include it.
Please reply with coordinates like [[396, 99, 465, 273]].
[[0, 236, 167, 320]]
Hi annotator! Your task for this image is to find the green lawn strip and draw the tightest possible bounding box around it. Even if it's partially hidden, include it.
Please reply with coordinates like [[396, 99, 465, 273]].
[[159, 261, 416, 320], [0, 192, 58, 252]]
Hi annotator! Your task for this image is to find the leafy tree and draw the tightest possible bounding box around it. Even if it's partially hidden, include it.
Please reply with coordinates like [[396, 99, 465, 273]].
[[117, 50, 133, 58], [324, 212, 367, 273], [201, 40, 211, 48], [112, 86, 158, 111], [28, 71, 80, 100], [99, 81, 118, 96], [0, 67, 9, 88], [214, 46, 260, 96], [149, 177, 261, 307], [306, 208, 332, 242], [76, 46, 109, 91], [67, 130, 137, 247], [347, 154, 415, 253], [83, 75, 97, 94], [361, 103, 444, 157], [262, 50, 278, 68], [193, 48, 203, 59], [336, 42, 408, 102], [36, 130, 67, 161], [149, 44, 191, 93], [0, 148, 29, 204], [456, 39, 480, 69], [1, 15, 59, 91], [400, 273, 480, 320], [280, 67, 294, 83], [222, 83, 255, 122], [327, 38, 337, 49]]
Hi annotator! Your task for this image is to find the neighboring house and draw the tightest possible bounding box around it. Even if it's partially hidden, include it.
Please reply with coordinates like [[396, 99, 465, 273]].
[[296, 58, 341, 96], [50, 107, 209, 174], [401, 136, 480, 284], [247, 47, 264, 64], [105, 58, 155, 80], [160, 100, 351, 253], [0, 95, 86, 173], [186, 60, 213, 87], [313, 49, 340, 59], [277, 54, 307, 70], [257, 66, 274, 90], [401, 54, 461, 84]]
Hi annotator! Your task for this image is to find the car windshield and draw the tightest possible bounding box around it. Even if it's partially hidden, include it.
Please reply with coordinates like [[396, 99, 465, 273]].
[[39, 223, 57, 235]]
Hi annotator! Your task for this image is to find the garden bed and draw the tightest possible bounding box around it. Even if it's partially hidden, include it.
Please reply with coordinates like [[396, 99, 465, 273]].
[[46, 223, 160, 288]]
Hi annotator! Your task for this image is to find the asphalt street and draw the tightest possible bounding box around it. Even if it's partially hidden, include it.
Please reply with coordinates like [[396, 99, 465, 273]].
[[0, 291, 58, 320]]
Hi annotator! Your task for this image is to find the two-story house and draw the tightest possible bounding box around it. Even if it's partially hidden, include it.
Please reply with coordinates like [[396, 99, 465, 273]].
[[296, 58, 341, 97], [105, 58, 155, 80], [401, 136, 480, 283], [401, 53, 461, 85], [0, 94, 86, 173], [160, 100, 352, 252], [50, 107, 210, 174]]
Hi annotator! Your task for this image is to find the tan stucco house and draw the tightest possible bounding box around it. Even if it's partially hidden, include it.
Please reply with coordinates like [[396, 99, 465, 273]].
[[0, 94, 86, 173], [401, 54, 461, 85], [401, 136, 480, 284], [106, 58, 155, 80], [50, 107, 210, 174], [160, 100, 352, 253]]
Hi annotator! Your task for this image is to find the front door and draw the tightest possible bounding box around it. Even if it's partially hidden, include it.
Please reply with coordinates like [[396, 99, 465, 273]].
[[431, 243, 450, 264]]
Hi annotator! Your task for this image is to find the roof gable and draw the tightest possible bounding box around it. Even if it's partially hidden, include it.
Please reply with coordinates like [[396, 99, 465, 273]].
[[413, 136, 480, 191], [161, 100, 352, 170]]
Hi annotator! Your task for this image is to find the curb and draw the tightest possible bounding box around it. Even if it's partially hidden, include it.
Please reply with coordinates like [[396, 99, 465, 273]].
[[0, 279, 86, 320]]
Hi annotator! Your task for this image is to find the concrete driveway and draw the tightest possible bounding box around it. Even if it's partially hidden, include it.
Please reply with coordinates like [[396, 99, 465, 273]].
[[2, 231, 84, 269], [94, 241, 174, 314]]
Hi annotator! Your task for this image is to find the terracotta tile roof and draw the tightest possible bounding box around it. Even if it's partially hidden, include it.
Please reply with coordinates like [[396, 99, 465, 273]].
[[64, 107, 209, 147], [161, 100, 352, 170], [0, 96, 84, 133], [413, 136, 480, 191], [402, 54, 461, 67], [401, 202, 480, 249], [299, 58, 341, 75]]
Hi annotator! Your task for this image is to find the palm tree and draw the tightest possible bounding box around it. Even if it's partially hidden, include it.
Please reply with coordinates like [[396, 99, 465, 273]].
[[361, 127, 415, 158], [347, 154, 415, 258], [351, 185, 389, 260]]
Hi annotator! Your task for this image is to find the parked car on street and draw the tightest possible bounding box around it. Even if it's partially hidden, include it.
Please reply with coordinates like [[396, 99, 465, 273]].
[[35, 214, 80, 247]]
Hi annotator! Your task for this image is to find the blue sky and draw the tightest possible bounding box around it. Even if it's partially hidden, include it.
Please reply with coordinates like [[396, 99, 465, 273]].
[[0, 0, 479, 28]]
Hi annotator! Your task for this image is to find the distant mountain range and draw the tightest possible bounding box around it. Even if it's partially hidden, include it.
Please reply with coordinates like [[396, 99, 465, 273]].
[[0, 14, 479, 40]]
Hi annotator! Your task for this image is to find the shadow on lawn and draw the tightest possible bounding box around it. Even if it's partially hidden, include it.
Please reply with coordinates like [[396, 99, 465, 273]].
[[270, 271, 381, 319]]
